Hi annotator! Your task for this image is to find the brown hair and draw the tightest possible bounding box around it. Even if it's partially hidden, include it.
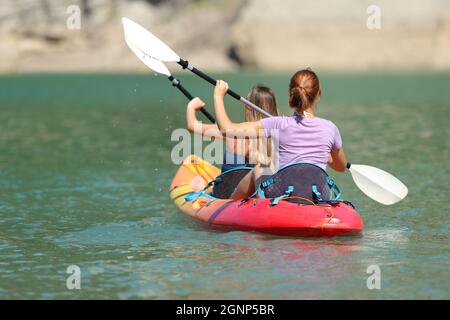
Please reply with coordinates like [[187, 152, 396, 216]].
[[245, 84, 279, 121], [289, 69, 321, 113]]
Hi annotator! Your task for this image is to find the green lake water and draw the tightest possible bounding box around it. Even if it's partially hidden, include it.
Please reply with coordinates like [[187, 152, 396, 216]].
[[0, 72, 448, 299]]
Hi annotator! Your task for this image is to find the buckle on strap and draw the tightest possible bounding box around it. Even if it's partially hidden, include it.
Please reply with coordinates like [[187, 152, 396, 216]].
[[270, 185, 294, 206], [261, 178, 273, 188], [255, 178, 274, 199], [312, 184, 323, 202]]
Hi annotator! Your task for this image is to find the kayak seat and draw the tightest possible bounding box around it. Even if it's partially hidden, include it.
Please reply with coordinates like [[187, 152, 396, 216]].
[[220, 150, 255, 173], [257, 162, 341, 203], [210, 167, 253, 199]]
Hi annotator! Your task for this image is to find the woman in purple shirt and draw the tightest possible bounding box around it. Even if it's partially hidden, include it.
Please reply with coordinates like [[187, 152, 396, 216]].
[[213, 69, 348, 199]]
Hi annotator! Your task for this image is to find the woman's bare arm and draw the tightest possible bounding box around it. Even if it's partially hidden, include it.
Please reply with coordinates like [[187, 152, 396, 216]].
[[328, 148, 348, 172], [213, 80, 264, 139], [186, 97, 223, 139]]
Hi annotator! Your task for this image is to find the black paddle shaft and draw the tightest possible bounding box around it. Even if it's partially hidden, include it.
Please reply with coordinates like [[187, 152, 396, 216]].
[[167, 76, 216, 123], [177, 59, 272, 118], [178, 59, 241, 100]]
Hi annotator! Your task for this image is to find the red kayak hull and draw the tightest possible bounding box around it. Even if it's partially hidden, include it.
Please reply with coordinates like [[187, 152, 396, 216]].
[[170, 155, 364, 237]]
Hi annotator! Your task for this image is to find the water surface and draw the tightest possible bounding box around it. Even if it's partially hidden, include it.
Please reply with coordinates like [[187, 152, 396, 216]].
[[0, 72, 448, 299]]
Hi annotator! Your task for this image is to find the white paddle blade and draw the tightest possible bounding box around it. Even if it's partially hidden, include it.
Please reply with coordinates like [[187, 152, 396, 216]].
[[124, 35, 171, 76], [349, 164, 408, 205], [122, 17, 180, 62]]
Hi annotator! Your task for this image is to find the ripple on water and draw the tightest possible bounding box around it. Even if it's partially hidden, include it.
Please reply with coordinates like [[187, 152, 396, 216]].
[[1, 73, 450, 299]]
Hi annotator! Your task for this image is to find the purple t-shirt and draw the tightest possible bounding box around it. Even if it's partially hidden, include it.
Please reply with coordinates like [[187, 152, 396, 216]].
[[260, 115, 342, 170]]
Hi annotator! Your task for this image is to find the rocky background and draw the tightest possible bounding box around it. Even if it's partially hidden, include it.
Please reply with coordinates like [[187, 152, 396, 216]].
[[1, 0, 449, 73]]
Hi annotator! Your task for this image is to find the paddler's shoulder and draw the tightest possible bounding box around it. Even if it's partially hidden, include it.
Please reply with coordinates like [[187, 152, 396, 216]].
[[312, 116, 338, 127], [311, 117, 341, 136], [260, 115, 293, 129]]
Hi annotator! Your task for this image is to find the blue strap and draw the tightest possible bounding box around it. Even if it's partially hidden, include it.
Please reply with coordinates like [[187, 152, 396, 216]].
[[184, 180, 216, 202], [185, 168, 251, 203], [185, 191, 217, 202], [331, 184, 341, 201], [326, 177, 341, 201], [230, 174, 272, 205], [256, 187, 266, 199], [256, 178, 273, 199], [271, 185, 294, 206], [311, 184, 323, 202], [261, 178, 273, 188]]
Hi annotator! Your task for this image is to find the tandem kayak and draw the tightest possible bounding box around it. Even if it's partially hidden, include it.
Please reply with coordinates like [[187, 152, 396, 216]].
[[169, 155, 364, 237]]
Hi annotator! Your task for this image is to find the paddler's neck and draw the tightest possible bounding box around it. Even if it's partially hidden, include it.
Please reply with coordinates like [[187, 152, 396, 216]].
[[294, 108, 315, 118], [303, 107, 315, 118]]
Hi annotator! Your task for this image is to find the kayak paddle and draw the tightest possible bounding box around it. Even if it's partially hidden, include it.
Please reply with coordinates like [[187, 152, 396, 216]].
[[346, 163, 408, 205], [121, 17, 272, 118], [123, 30, 215, 123]]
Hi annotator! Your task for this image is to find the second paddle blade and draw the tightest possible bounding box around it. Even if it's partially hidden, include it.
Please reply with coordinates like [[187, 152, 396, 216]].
[[349, 164, 408, 205]]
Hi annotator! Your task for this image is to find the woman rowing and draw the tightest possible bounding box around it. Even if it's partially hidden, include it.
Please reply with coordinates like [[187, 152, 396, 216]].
[[212, 69, 348, 199]]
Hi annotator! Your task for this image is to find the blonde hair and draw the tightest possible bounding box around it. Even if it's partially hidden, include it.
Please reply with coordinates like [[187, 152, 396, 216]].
[[245, 85, 278, 171], [245, 85, 279, 121]]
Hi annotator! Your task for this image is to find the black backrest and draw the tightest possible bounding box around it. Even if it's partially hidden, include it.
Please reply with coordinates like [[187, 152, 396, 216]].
[[210, 167, 252, 199], [261, 163, 331, 201]]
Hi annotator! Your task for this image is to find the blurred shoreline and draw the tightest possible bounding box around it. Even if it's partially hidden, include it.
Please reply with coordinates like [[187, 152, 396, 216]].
[[1, 0, 450, 73]]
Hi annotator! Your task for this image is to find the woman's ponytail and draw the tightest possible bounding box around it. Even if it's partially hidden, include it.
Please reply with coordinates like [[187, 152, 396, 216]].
[[289, 86, 307, 112], [288, 69, 321, 113]]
